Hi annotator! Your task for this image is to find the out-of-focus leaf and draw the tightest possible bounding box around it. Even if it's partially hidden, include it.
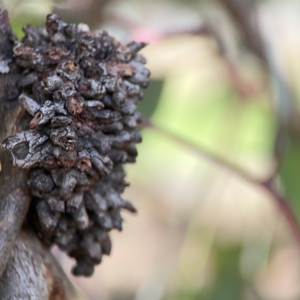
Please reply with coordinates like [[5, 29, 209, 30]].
[[3, 0, 53, 38], [153, 69, 275, 159], [280, 133, 300, 220], [10, 18, 45, 38], [200, 246, 244, 300], [138, 79, 164, 118], [169, 246, 244, 300]]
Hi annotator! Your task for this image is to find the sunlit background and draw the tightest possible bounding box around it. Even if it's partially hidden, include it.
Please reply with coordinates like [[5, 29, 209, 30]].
[[4, 0, 300, 299]]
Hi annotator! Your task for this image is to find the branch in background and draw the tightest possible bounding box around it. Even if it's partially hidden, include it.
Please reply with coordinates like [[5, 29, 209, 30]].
[[141, 117, 300, 248], [219, 0, 266, 62], [53, 0, 110, 29], [219, 0, 300, 160], [106, 0, 300, 246], [102, 8, 267, 101]]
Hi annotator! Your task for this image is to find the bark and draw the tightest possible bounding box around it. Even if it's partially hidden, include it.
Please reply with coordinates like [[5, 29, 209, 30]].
[[0, 6, 31, 279], [0, 7, 86, 300], [0, 229, 86, 300]]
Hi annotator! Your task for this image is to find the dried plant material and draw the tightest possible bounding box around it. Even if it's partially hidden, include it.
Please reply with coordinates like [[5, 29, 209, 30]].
[[2, 14, 149, 276]]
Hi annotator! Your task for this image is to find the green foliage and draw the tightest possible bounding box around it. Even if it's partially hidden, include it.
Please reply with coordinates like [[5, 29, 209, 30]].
[[138, 79, 164, 118], [280, 133, 300, 219], [169, 246, 244, 300]]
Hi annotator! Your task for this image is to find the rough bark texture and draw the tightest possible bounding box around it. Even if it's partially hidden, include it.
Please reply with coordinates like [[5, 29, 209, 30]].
[[0, 6, 31, 279], [0, 229, 86, 300]]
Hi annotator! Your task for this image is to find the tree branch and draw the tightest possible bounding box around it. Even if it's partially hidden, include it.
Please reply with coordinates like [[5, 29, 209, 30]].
[[219, 0, 266, 62], [0, 6, 31, 277], [0, 228, 87, 299], [141, 118, 300, 247]]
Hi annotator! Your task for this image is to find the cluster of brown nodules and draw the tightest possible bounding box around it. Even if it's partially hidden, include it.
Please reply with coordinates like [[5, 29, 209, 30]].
[[2, 14, 149, 276]]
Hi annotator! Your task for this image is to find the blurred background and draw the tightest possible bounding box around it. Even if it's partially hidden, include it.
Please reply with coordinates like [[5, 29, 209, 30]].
[[4, 0, 300, 299]]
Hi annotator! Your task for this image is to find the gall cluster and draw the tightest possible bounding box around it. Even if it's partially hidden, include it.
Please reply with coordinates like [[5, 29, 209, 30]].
[[2, 14, 149, 276]]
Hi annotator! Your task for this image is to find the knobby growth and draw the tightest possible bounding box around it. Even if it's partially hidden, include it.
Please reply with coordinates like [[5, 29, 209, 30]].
[[2, 14, 150, 276]]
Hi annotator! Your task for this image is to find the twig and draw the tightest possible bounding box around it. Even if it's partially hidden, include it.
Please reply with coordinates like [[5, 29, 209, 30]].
[[247, 284, 264, 300], [141, 117, 300, 247], [219, 0, 265, 62]]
